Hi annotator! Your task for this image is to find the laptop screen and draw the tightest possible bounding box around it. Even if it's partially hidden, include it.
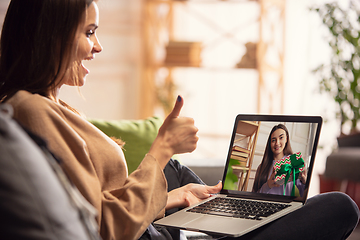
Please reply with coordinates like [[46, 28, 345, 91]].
[[221, 114, 322, 203]]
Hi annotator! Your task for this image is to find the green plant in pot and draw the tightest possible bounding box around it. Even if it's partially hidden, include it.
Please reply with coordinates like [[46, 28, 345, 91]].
[[311, 1, 360, 146]]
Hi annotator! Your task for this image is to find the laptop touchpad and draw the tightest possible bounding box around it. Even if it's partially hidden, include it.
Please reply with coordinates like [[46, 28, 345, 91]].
[[183, 215, 256, 233]]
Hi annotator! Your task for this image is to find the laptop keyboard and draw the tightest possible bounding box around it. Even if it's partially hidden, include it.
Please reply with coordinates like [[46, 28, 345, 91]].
[[186, 197, 291, 221]]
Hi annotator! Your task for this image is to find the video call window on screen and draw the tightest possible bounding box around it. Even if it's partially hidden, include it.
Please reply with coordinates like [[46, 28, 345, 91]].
[[223, 120, 319, 198]]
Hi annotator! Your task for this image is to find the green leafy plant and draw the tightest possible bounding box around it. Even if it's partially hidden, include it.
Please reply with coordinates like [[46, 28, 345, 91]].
[[312, 1, 360, 134]]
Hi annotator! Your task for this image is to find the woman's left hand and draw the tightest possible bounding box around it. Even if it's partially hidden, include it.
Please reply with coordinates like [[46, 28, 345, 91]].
[[166, 181, 222, 211], [299, 169, 307, 184]]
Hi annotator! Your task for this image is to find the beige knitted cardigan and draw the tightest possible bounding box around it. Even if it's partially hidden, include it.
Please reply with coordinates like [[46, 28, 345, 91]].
[[8, 90, 167, 240]]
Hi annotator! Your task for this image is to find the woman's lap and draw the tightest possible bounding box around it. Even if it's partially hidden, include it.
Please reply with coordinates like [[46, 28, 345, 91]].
[[219, 192, 359, 240]]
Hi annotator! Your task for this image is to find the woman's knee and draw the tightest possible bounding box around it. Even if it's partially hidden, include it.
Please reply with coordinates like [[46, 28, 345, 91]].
[[334, 192, 359, 223], [309, 192, 359, 226]]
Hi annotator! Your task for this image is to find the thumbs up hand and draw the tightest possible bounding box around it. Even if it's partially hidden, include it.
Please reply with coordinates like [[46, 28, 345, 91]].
[[149, 96, 199, 169]]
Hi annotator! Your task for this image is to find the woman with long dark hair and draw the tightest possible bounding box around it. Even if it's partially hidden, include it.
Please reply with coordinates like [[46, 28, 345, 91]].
[[253, 124, 306, 196], [0, 1, 221, 239]]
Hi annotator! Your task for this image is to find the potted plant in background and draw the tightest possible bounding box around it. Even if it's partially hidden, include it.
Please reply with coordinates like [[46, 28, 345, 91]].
[[312, 2, 360, 209], [312, 1, 360, 147]]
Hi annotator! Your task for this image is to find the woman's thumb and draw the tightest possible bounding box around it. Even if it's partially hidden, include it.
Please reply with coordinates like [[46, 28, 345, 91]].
[[208, 181, 223, 194], [168, 95, 183, 119]]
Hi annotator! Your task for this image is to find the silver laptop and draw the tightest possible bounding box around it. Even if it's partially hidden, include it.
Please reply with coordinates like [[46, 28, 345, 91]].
[[155, 114, 322, 237]]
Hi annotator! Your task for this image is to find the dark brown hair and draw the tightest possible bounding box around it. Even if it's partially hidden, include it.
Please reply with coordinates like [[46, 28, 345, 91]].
[[252, 124, 293, 193], [0, 0, 94, 102]]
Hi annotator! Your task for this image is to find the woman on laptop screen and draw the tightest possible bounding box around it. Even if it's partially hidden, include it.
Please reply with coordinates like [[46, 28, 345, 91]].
[[252, 124, 307, 197]]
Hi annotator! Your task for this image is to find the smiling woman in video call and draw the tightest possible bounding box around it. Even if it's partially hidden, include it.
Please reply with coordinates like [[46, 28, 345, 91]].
[[0, 0, 358, 240], [253, 124, 307, 197]]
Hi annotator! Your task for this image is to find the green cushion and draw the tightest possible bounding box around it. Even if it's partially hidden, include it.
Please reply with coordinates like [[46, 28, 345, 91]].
[[89, 117, 163, 174]]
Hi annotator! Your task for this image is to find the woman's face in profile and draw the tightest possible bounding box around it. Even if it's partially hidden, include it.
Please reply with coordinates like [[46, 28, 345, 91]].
[[64, 1, 102, 87], [270, 129, 287, 157]]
